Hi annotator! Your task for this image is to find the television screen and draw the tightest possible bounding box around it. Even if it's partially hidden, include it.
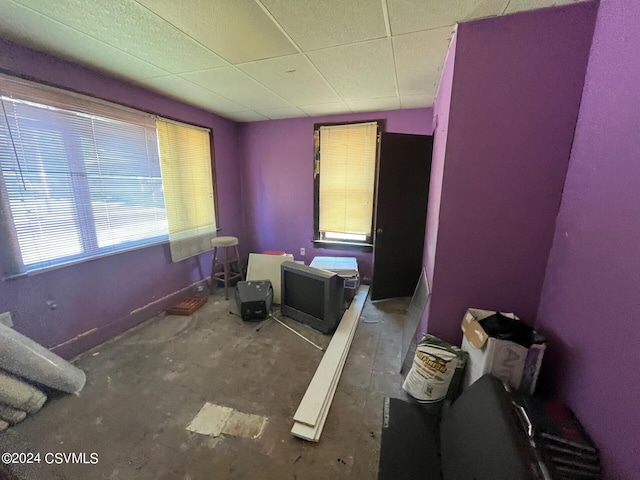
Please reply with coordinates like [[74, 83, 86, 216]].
[[281, 261, 345, 334], [283, 270, 324, 320]]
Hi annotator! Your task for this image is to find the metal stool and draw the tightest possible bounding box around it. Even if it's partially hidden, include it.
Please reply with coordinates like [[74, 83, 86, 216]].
[[210, 236, 241, 300]]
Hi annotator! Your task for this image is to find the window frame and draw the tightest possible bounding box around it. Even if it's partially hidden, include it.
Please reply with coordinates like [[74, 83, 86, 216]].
[[312, 119, 384, 251]]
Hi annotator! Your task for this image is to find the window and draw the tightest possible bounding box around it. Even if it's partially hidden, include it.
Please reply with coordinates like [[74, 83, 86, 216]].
[[314, 121, 381, 246], [0, 75, 216, 277], [157, 119, 217, 262]]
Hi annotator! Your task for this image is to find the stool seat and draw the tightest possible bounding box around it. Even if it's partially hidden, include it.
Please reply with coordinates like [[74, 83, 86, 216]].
[[210, 236, 241, 300], [211, 236, 238, 247]]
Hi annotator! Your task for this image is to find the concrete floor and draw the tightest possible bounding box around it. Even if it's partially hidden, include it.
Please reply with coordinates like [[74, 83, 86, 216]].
[[0, 290, 413, 480]]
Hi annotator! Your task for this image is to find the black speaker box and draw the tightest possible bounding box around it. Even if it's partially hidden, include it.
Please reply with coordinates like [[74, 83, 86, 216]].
[[235, 280, 273, 321]]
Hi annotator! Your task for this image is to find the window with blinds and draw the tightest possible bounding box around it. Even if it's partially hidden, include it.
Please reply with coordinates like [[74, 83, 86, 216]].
[[0, 75, 171, 277], [157, 119, 217, 263], [314, 121, 380, 245]]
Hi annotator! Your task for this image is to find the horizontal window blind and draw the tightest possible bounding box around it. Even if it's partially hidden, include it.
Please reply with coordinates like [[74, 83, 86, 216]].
[[0, 74, 167, 276], [318, 122, 378, 240], [157, 119, 216, 262]]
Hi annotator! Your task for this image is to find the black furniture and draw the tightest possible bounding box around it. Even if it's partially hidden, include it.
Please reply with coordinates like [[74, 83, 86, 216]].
[[380, 375, 550, 480]]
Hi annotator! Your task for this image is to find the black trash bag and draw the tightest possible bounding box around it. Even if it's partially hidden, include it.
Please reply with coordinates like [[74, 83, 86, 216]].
[[478, 313, 546, 349]]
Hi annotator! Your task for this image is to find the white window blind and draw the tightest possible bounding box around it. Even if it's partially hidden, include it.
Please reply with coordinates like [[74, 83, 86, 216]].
[[317, 122, 378, 242], [156, 119, 216, 263], [0, 75, 167, 276]]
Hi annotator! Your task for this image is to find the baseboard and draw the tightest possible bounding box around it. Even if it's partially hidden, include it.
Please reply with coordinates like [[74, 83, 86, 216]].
[[51, 278, 210, 360]]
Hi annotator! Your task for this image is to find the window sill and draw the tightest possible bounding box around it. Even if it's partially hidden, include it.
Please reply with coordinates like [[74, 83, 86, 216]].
[[313, 240, 373, 253], [2, 236, 170, 281]]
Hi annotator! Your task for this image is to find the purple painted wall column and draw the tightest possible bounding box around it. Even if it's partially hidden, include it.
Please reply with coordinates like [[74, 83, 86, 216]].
[[239, 109, 433, 282], [0, 38, 245, 357], [536, 0, 640, 477], [418, 28, 458, 337], [425, 3, 597, 344]]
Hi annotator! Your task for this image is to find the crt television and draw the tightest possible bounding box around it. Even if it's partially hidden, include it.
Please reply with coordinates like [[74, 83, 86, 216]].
[[280, 261, 345, 334]]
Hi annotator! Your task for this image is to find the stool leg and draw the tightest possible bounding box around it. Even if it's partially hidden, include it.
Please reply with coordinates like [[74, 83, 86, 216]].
[[223, 246, 230, 300], [234, 245, 241, 280], [210, 247, 218, 295]]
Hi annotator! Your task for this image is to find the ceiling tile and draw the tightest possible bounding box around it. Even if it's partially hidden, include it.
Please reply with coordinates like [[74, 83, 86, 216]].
[[136, 0, 297, 64], [260, 0, 387, 51], [463, 0, 510, 20], [0, 0, 522, 120], [238, 54, 341, 105], [307, 38, 397, 100], [0, 0, 169, 80], [12, 0, 227, 73], [180, 67, 291, 110], [504, 0, 587, 15], [393, 26, 453, 97], [224, 111, 269, 122], [346, 96, 400, 113], [387, 0, 507, 35], [256, 106, 308, 119], [298, 102, 352, 116], [142, 75, 248, 113], [400, 94, 434, 109]]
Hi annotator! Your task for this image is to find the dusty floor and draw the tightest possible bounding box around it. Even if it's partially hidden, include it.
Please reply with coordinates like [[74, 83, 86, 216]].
[[0, 290, 413, 480]]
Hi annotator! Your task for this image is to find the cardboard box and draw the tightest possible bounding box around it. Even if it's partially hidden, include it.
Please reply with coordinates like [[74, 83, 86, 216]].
[[461, 308, 545, 395]]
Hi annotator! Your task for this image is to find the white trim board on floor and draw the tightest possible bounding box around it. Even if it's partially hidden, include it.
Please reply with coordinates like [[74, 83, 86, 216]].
[[291, 300, 359, 438], [293, 286, 365, 426], [290, 308, 358, 441], [291, 285, 369, 442]]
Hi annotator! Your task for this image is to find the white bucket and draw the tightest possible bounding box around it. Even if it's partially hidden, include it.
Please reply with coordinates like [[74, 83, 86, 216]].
[[402, 342, 459, 403]]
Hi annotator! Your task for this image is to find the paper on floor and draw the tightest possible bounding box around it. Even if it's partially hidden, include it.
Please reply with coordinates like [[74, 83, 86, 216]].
[[186, 403, 266, 439]]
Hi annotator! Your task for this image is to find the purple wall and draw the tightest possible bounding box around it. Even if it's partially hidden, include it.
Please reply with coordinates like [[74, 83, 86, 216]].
[[418, 29, 458, 337], [536, 0, 640, 477], [0, 38, 245, 358], [425, 3, 597, 343], [239, 109, 433, 281]]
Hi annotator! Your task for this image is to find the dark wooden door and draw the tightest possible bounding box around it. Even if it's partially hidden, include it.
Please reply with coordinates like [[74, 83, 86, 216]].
[[371, 133, 433, 301]]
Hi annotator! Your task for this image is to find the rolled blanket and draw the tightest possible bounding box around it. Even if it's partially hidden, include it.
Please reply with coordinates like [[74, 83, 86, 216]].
[[0, 323, 86, 394], [0, 370, 46, 413], [0, 403, 27, 425]]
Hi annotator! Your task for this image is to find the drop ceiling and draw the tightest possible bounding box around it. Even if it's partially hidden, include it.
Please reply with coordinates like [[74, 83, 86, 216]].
[[0, 0, 588, 122]]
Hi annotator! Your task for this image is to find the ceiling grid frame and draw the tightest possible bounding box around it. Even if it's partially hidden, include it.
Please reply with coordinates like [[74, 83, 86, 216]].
[[385, 0, 402, 108], [0, 0, 591, 121], [133, 0, 285, 116], [252, 0, 353, 116], [0, 0, 173, 79]]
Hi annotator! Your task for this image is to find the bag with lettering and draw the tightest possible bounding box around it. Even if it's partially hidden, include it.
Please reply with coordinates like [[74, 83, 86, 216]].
[[402, 334, 467, 403]]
